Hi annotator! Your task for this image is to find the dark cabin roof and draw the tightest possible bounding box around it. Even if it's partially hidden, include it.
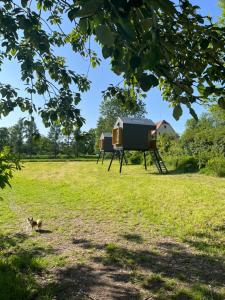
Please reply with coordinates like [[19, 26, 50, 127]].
[[114, 117, 155, 128]]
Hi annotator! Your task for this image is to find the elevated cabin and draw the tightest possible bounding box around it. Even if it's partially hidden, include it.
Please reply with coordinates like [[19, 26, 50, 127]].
[[112, 117, 156, 151], [109, 117, 167, 174], [99, 132, 113, 152]]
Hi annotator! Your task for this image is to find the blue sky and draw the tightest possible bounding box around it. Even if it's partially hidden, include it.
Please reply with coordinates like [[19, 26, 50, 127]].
[[0, 0, 222, 135]]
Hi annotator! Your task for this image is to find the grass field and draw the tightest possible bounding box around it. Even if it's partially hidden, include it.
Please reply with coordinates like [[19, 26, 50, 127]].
[[0, 161, 225, 300]]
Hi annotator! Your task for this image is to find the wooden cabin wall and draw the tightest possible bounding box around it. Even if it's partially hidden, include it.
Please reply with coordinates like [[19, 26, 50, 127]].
[[104, 137, 114, 152], [123, 124, 150, 150]]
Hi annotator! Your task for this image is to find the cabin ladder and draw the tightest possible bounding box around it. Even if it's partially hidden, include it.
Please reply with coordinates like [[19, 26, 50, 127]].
[[150, 148, 168, 174]]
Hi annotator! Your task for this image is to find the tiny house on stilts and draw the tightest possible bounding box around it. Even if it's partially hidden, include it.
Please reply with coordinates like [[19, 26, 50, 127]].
[[108, 117, 168, 174], [97, 132, 128, 165], [97, 132, 114, 164]]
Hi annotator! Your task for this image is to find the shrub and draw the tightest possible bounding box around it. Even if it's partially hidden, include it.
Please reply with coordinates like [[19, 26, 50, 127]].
[[166, 156, 199, 173], [202, 157, 225, 177], [128, 151, 143, 165], [0, 147, 21, 189]]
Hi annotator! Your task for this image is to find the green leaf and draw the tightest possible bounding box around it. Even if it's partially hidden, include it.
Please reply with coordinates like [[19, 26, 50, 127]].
[[21, 0, 28, 8], [37, 0, 42, 10], [218, 97, 225, 109], [102, 46, 113, 59], [138, 73, 152, 92], [130, 55, 141, 69], [95, 25, 114, 46], [158, 0, 176, 14], [196, 15, 204, 24], [197, 83, 204, 95], [68, 8, 79, 21], [143, 47, 160, 69], [141, 18, 153, 30], [138, 73, 159, 92], [79, 19, 89, 34], [189, 108, 198, 120], [149, 74, 159, 87], [203, 86, 215, 97], [118, 18, 136, 41], [173, 105, 182, 120], [200, 39, 210, 50], [68, 0, 100, 20]]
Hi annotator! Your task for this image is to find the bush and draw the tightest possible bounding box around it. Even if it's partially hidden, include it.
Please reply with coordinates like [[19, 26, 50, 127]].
[[0, 147, 21, 189], [128, 151, 143, 165], [202, 157, 225, 177], [166, 156, 199, 173]]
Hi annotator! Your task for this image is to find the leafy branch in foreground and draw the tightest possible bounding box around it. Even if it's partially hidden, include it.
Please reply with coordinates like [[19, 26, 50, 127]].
[[0, 147, 21, 189], [66, 0, 225, 119], [0, 0, 225, 128], [0, 0, 91, 133]]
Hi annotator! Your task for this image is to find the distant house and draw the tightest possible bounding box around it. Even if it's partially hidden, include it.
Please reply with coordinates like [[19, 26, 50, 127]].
[[155, 120, 178, 137]]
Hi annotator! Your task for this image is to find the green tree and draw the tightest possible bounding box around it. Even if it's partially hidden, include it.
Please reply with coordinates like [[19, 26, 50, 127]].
[[24, 119, 40, 158], [73, 129, 96, 155], [96, 90, 146, 141], [84, 128, 96, 155], [48, 125, 61, 158], [181, 112, 225, 167], [9, 119, 25, 158], [0, 147, 20, 189], [0, 127, 10, 150], [157, 133, 181, 157], [36, 135, 52, 156]]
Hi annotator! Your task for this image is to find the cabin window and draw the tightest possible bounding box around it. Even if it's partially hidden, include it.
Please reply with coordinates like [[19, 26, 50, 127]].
[[164, 125, 166, 129], [112, 128, 122, 145]]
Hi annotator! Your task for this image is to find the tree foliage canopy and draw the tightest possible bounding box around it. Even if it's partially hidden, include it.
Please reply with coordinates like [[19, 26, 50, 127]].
[[0, 0, 225, 132], [0, 147, 21, 189]]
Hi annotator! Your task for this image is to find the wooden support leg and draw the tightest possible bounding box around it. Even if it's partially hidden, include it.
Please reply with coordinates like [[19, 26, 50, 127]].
[[96, 151, 101, 164], [143, 151, 147, 170], [120, 150, 124, 173], [102, 151, 105, 164], [124, 151, 128, 165], [108, 151, 115, 171], [118, 150, 121, 163]]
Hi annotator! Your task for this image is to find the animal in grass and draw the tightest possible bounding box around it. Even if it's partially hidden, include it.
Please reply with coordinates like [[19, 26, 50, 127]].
[[28, 217, 42, 231]]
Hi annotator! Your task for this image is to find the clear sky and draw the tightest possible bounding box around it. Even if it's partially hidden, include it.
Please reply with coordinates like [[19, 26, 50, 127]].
[[0, 0, 222, 136]]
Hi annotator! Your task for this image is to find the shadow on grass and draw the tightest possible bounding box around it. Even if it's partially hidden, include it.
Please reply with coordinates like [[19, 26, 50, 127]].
[[36, 229, 53, 234], [1, 232, 224, 299], [154, 169, 199, 176], [0, 233, 55, 300], [53, 264, 142, 300], [67, 237, 225, 300], [183, 229, 225, 255], [214, 224, 225, 232], [121, 233, 144, 244]]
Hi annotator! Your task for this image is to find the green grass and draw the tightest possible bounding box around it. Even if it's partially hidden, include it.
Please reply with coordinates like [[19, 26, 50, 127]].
[[1, 162, 225, 299]]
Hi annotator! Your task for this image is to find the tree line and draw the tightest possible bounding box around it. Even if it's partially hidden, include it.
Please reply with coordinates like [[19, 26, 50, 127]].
[[0, 119, 96, 159]]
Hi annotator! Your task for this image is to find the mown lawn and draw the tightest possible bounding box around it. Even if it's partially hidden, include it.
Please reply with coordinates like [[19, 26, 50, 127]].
[[0, 161, 225, 300]]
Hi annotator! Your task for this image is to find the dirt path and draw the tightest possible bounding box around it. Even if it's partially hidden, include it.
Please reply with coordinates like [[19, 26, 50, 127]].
[[5, 200, 225, 300]]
